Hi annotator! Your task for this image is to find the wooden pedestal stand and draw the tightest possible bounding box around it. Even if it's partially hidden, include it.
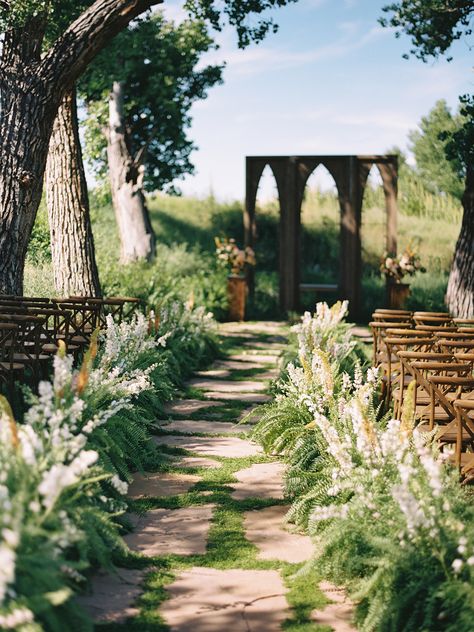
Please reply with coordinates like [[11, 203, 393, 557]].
[[227, 275, 247, 321], [387, 281, 410, 309]]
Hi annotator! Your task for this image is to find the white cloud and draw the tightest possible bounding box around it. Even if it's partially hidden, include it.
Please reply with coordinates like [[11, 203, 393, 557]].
[[199, 24, 392, 77]]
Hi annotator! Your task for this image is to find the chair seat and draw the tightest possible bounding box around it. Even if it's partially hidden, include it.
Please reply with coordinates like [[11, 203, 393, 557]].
[[0, 362, 24, 372], [13, 353, 50, 362], [437, 420, 474, 444]]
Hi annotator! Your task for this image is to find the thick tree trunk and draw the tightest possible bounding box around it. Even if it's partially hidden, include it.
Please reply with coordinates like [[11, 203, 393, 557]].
[[46, 87, 101, 297], [0, 20, 56, 294], [0, 0, 161, 294], [107, 81, 156, 263], [446, 166, 474, 317]]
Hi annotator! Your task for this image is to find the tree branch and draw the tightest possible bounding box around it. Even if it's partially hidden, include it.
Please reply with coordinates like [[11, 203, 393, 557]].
[[39, 0, 163, 90]]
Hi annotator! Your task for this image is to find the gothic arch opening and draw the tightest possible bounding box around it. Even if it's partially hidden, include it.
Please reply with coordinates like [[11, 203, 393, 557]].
[[300, 164, 340, 311], [360, 164, 387, 318], [250, 164, 280, 316]]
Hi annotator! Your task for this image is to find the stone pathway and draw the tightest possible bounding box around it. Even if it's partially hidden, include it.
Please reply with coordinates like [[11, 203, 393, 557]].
[[80, 321, 355, 631]]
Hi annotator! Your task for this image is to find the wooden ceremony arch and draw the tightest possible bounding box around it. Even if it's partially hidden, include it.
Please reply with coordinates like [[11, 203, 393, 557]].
[[244, 154, 398, 318]]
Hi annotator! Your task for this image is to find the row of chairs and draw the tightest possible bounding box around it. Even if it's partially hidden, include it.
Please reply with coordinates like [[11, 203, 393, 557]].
[[0, 295, 143, 391], [369, 308, 474, 482]]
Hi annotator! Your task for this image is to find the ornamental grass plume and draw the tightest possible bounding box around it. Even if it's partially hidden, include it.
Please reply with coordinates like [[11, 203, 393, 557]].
[[0, 396, 19, 450]]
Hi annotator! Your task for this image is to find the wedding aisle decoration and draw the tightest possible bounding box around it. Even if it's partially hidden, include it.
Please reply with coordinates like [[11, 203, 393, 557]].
[[253, 301, 474, 632], [0, 302, 217, 631]]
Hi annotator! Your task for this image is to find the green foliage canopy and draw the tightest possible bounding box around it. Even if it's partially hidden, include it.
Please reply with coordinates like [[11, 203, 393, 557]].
[[380, 1, 473, 177], [81, 14, 224, 193], [409, 99, 465, 199], [379, 0, 473, 61], [1, 0, 297, 48]]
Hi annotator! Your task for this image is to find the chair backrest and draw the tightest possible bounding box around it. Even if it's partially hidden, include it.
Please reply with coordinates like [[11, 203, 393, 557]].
[[0, 323, 18, 377]]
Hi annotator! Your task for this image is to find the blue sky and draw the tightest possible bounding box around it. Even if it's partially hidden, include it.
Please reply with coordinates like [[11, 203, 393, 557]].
[[161, 0, 473, 200]]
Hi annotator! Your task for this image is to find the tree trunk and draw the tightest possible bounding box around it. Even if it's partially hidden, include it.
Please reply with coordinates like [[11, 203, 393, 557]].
[[0, 18, 57, 294], [446, 166, 474, 317], [0, 0, 161, 294], [46, 87, 101, 297], [107, 81, 156, 263]]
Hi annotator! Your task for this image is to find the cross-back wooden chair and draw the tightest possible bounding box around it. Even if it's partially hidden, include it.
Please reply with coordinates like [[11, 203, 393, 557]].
[[0, 323, 24, 394], [436, 338, 474, 356], [413, 312, 453, 328], [453, 399, 474, 480], [369, 321, 413, 368], [383, 333, 435, 413], [67, 296, 126, 327], [400, 358, 472, 437], [108, 296, 145, 319], [0, 305, 71, 352], [52, 301, 101, 348], [0, 313, 51, 383]]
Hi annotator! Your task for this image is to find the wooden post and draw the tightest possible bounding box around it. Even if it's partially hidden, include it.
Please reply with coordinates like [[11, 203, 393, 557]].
[[279, 157, 300, 313], [244, 158, 264, 296], [379, 158, 398, 255], [339, 156, 362, 319]]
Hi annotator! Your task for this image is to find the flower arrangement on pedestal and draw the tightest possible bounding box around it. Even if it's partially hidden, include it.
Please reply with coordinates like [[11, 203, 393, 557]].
[[214, 237, 256, 276], [214, 237, 256, 320], [380, 244, 426, 308], [380, 244, 426, 284]]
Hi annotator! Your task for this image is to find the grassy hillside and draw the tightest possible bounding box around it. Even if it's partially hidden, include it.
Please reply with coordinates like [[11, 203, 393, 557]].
[[24, 184, 462, 322]]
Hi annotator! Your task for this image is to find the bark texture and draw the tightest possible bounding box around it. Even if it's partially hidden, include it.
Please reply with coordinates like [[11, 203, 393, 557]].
[[0, 0, 162, 294], [107, 81, 156, 263], [446, 167, 474, 317], [46, 87, 101, 297]]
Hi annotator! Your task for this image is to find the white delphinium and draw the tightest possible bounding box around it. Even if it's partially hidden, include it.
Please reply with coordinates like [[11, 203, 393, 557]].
[[314, 411, 354, 477], [102, 313, 157, 370], [38, 450, 98, 510], [110, 475, 128, 496], [53, 352, 74, 394], [0, 606, 34, 629]]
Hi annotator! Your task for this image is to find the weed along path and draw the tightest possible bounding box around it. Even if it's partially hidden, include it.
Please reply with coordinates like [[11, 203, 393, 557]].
[[81, 322, 356, 632]]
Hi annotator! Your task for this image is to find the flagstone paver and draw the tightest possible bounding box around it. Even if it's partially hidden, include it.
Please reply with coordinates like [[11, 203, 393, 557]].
[[204, 391, 272, 403], [311, 581, 356, 631], [164, 399, 221, 415], [231, 462, 286, 500], [153, 434, 262, 457], [243, 505, 313, 563], [176, 455, 221, 469], [230, 353, 280, 364], [187, 378, 267, 392], [220, 322, 286, 335], [213, 359, 269, 371], [242, 341, 284, 352], [76, 568, 146, 623], [194, 367, 232, 378], [159, 567, 290, 632], [128, 472, 200, 499], [125, 505, 215, 556], [161, 419, 245, 435]]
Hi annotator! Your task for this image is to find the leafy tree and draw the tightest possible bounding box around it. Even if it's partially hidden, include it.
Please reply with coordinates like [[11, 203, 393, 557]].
[[379, 0, 473, 61], [0, 0, 297, 294], [79, 15, 223, 263], [380, 0, 474, 317], [83, 16, 223, 193], [409, 99, 465, 199]]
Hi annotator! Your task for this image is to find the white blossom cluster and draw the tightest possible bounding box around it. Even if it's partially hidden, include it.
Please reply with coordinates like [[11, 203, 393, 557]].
[[101, 313, 158, 369]]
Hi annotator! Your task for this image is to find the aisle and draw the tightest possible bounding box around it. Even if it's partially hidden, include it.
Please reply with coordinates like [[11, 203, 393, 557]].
[[79, 322, 355, 631]]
